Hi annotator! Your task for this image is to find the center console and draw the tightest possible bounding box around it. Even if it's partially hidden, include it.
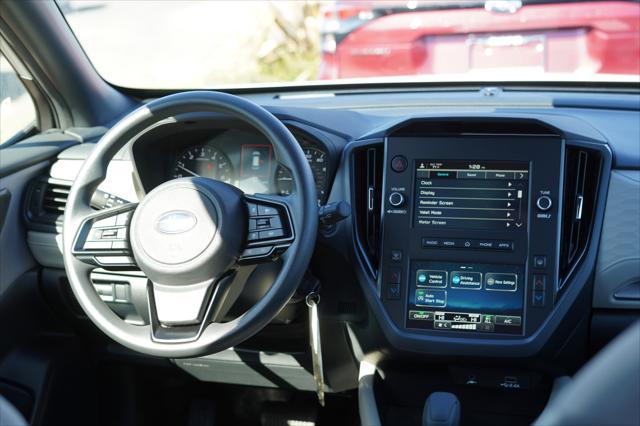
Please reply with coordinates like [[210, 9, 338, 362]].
[[380, 136, 563, 339]]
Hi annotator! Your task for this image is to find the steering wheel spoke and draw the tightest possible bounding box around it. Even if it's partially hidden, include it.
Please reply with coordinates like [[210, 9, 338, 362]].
[[240, 194, 296, 264], [147, 272, 238, 343], [71, 203, 138, 269]]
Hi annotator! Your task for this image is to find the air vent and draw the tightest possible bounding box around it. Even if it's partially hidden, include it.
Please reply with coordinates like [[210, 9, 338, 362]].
[[559, 146, 602, 288], [25, 176, 129, 232], [24, 178, 69, 231], [352, 143, 383, 276], [43, 182, 70, 214]]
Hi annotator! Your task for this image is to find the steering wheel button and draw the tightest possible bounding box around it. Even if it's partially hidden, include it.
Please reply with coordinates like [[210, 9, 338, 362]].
[[95, 256, 135, 265], [116, 213, 131, 226], [84, 241, 113, 250], [94, 216, 117, 227], [259, 229, 284, 239], [242, 246, 272, 257], [247, 231, 259, 241], [256, 218, 271, 228], [269, 215, 282, 229], [258, 205, 278, 216], [112, 241, 128, 250], [247, 203, 258, 216], [249, 219, 257, 230]]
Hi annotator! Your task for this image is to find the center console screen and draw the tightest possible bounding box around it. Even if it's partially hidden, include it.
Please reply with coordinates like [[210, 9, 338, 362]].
[[415, 160, 529, 230], [407, 261, 524, 334], [407, 160, 530, 335]]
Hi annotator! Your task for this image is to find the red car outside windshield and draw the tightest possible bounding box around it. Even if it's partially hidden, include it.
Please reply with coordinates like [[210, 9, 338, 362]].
[[319, 0, 640, 79]]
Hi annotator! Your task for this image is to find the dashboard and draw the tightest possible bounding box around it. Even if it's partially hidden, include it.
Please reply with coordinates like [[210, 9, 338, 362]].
[[19, 87, 640, 365], [132, 126, 331, 205]]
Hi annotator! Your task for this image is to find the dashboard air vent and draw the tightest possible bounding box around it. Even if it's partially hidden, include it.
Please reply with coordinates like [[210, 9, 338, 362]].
[[559, 146, 602, 288], [352, 143, 383, 276], [25, 176, 129, 232], [42, 182, 70, 214]]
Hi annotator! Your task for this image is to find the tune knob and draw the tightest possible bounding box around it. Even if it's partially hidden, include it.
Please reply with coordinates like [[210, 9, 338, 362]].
[[389, 192, 405, 207], [536, 195, 553, 211]]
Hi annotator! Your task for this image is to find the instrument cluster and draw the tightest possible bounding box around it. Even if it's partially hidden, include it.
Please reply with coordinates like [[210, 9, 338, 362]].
[[169, 128, 329, 205]]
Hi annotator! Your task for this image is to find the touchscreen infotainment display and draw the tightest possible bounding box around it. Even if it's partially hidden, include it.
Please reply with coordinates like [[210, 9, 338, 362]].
[[414, 160, 529, 230], [406, 261, 525, 334]]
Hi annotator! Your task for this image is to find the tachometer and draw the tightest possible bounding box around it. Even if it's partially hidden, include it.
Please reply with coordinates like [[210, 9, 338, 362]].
[[172, 145, 233, 183], [275, 147, 328, 204]]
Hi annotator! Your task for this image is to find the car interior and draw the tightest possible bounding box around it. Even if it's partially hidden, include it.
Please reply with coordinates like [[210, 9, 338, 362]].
[[0, 1, 639, 426]]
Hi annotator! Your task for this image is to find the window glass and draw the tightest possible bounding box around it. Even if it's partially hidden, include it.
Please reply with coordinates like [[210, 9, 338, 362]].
[[58, 0, 640, 89], [0, 53, 37, 144]]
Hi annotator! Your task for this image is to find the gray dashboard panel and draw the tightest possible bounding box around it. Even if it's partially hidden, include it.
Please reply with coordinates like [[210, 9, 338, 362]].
[[594, 170, 640, 310]]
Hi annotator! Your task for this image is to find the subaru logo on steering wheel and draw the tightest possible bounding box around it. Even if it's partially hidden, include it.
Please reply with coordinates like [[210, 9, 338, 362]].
[[155, 210, 197, 234]]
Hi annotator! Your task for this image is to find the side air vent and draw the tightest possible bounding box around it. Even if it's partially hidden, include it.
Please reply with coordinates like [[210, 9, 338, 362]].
[[352, 143, 383, 276], [43, 182, 70, 214], [25, 178, 69, 231], [25, 176, 129, 232], [559, 146, 602, 288]]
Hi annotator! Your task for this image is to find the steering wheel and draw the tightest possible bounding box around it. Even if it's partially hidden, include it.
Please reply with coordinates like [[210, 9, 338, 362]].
[[62, 91, 318, 358]]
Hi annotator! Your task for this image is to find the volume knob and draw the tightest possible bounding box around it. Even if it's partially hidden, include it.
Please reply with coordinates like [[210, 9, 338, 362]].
[[389, 192, 405, 207]]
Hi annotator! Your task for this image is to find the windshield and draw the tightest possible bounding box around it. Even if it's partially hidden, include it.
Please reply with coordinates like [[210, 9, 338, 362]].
[[58, 0, 640, 89]]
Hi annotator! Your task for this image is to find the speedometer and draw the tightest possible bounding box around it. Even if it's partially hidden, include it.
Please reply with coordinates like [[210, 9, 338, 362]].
[[275, 147, 328, 205], [172, 145, 233, 183]]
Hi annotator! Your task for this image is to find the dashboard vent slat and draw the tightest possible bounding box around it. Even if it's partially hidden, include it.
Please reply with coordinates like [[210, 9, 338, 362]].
[[42, 182, 70, 214], [559, 146, 602, 289], [353, 143, 383, 277]]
